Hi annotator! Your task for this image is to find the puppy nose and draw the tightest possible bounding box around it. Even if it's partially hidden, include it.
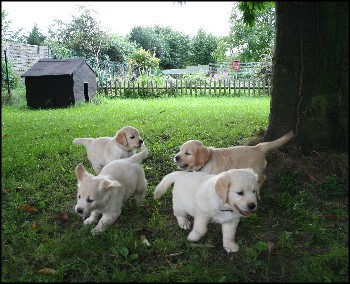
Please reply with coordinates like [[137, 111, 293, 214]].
[[76, 207, 83, 214], [248, 203, 256, 211], [139, 139, 143, 144], [175, 155, 180, 161]]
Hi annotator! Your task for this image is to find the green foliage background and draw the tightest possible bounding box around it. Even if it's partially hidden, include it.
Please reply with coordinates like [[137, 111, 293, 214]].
[[2, 3, 276, 74]]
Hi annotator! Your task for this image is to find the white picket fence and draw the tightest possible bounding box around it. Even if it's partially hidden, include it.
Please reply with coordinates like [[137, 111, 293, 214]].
[[98, 78, 271, 97]]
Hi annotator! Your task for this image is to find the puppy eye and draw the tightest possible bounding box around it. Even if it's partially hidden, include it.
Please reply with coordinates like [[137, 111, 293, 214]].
[[253, 190, 256, 193], [185, 151, 191, 155], [87, 197, 94, 203], [237, 191, 244, 196], [129, 136, 135, 139], [78, 195, 81, 199]]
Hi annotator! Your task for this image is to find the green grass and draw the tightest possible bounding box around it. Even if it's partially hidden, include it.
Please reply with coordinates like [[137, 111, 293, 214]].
[[1, 95, 348, 282]]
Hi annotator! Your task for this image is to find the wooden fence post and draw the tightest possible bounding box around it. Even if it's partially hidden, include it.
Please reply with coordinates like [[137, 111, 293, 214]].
[[99, 78, 271, 97]]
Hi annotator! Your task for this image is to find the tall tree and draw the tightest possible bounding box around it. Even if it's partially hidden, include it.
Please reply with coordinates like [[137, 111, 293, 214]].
[[1, 10, 11, 41], [27, 24, 46, 45], [239, 2, 348, 153], [266, 2, 348, 153], [229, 2, 275, 62], [1, 10, 27, 43], [154, 26, 191, 69], [128, 26, 163, 59], [190, 28, 218, 65], [48, 5, 108, 70], [128, 25, 191, 69], [103, 34, 137, 65]]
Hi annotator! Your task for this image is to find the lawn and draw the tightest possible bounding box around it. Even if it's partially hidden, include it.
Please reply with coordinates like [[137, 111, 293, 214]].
[[1, 95, 348, 282]]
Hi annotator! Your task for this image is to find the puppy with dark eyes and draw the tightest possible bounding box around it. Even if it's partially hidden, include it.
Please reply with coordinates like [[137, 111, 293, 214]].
[[73, 126, 143, 174], [74, 143, 148, 235], [174, 131, 294, 191], [154, 168, 259, 253]]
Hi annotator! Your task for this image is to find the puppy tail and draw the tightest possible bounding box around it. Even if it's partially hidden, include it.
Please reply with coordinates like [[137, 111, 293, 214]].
[[256, 130, 294, 153], [127, 142, 148, 164], [73, 138, 94, 146], [154, 171, 187, 200]]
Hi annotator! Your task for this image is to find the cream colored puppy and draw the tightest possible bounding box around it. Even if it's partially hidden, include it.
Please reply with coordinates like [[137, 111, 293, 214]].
[[73, 126, 143, 174], [174, 131, 294, 189], [154, 168, 259, 253], [75, 143, 148, 235]]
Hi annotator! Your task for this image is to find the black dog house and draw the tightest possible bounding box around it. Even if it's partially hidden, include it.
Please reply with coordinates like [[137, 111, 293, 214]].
[[22, 59, 97, 108]]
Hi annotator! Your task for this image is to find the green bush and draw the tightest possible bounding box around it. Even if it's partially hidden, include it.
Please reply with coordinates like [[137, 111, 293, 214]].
[[1, 86, 26, 108], [1, 59, 20, 90], [128, 47, 160, 77]]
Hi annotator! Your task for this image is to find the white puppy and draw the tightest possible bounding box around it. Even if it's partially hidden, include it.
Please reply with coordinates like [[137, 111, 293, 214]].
[[75, 143, 148, 235], [154, 168, 259, 253], [73, 126, 143, 174], [174, 131, 294, 189]]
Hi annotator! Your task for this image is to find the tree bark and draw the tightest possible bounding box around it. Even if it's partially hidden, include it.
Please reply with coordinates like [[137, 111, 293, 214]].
[[265, 2, 348, 153]]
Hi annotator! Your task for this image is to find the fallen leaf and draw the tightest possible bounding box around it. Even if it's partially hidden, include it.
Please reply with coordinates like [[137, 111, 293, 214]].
[[19, 204, 35, 213], [309, 174, 322, 184], [324, 213, 337, 220], [267, 241, 275, 253], [187, 243, 215, 248], [324, 213, 347, 222], [59, 211, 69, 220], [38, 268, 57, 275], [32, 220, 39, 229], [15, 187, 26, 191], [140, 235, 151, 246], [166, 252, 183, 264], [166, 252, 183, 258]]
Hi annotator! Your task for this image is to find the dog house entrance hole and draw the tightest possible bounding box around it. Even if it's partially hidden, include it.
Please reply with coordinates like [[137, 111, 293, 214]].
[[84, 82, 89, 102]]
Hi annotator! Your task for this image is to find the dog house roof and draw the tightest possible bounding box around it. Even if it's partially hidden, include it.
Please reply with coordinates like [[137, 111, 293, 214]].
[[21, 59, 96, 77]]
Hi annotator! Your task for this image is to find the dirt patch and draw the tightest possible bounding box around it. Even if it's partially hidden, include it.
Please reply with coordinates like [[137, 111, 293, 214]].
[[264, 145, 348, 202]]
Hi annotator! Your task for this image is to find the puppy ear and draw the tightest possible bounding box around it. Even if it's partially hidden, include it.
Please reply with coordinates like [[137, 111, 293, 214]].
[[99, 178, 121, 191], [115, 130, 128, 147], [194, 147, 210, 167], [215, 176, 230, 204], [75, 163, 94, 182]]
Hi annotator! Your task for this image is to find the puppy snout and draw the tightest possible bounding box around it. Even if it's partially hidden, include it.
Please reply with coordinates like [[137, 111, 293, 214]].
[[248, 203, 256, 211], [76, 207, 84, 214]]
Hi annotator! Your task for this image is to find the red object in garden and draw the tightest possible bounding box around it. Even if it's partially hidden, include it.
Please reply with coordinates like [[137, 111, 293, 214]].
[[232, 60, 241, 70]]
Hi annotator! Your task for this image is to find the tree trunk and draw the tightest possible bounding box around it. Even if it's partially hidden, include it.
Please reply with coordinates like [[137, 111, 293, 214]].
[[265, 2, 348, 153]]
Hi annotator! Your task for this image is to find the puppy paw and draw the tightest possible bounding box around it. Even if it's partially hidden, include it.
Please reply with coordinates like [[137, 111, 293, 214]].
[[91, 227, 103, 236], [187, 231, 202, 242], [224, 242, 239, 253], [153, 191, 162, 200], [177, 217, 191, 230], [180, 222, 191, 230], [135, 195, 145, 206], [84, 217, 97, 225]]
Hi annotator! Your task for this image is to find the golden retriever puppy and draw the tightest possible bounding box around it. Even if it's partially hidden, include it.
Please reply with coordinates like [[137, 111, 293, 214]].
[[174, 131, 294, 189], [73, 126, 143, 174], [154, 168, 259, 253], [75, 143, 148, 235]]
